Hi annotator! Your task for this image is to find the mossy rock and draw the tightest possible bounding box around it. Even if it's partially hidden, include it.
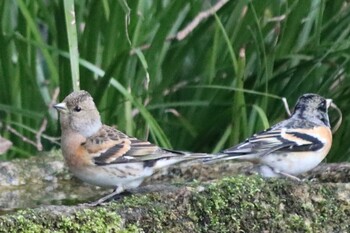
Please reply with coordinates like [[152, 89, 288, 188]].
[[1, 175, 349, 232]]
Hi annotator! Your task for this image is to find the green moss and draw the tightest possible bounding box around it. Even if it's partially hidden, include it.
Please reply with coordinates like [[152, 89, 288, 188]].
[[190, 176, 350, 232], [1, 175, 349, 232], [0, 207, 134, 233]]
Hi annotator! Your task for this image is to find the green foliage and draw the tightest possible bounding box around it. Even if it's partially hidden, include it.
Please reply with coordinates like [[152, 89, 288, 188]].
[[0, 0, 349, 161]]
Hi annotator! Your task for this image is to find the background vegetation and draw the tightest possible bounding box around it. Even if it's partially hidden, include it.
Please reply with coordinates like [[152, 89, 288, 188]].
[[0, 0, 349, 162]]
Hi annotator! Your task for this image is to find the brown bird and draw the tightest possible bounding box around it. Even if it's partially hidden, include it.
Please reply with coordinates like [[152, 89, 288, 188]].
[[54, 90, 210, 205]]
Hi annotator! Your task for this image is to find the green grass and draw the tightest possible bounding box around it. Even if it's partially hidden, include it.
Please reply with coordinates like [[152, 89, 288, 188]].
[[0, 0, 349, 162]]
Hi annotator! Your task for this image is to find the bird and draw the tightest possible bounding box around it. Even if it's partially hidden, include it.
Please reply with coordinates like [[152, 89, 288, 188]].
[[54, 90, 210, 205], [206, 93, 333, 180]]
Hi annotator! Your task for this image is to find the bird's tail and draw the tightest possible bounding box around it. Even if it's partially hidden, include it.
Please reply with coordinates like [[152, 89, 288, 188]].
[[163, 148, 211, 157], [203, 153, 258, 164], [152, 149, 215, 170]]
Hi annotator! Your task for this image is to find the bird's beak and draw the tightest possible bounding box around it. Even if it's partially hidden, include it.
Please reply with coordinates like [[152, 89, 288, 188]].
[[54, 102, 68, 113], [326, 99, 332, 108]]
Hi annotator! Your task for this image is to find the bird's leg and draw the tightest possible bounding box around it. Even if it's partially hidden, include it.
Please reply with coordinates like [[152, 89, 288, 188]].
[[260, 165, 301, 181], [274, 169, 301, 181], [86, 186, 124, 206]]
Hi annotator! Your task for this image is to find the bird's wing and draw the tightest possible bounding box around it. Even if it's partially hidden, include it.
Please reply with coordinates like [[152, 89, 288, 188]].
[[83, 125, 173, 165], [223, 127, 324, 156]]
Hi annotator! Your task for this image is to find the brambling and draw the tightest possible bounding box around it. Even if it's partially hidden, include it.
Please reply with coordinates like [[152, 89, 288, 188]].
[[54, 90, 210, 205], [207, 93, 333, 180]]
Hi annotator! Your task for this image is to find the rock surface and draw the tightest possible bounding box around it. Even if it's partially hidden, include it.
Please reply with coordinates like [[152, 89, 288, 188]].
[[0, 151, 349, 232]]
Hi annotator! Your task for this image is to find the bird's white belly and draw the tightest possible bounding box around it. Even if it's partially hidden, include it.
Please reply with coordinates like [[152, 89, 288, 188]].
[[261, 150, 327, 175], [71, 163, 154, 189]]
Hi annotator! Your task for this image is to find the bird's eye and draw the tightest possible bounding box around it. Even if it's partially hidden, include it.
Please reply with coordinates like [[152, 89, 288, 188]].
[[294, 103, 302, 111], [74, 106, 82, 112], [318, 102, 326, 111]]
